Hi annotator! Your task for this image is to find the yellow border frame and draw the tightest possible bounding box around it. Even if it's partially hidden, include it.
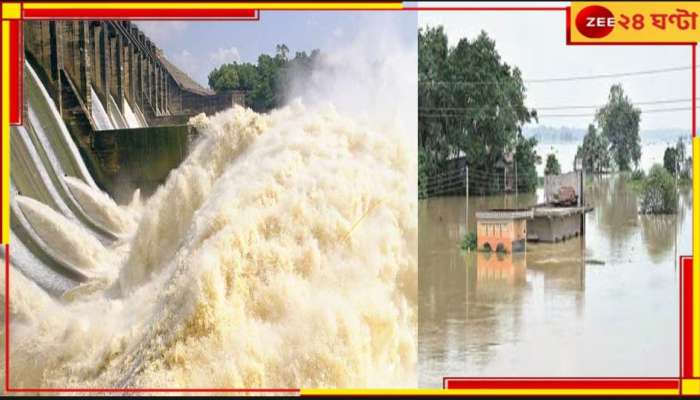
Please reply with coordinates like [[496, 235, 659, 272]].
[[22, 2, 402, 10]]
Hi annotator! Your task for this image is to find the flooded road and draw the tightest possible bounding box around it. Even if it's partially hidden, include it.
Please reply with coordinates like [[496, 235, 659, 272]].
[[418, 175, 690, 387]]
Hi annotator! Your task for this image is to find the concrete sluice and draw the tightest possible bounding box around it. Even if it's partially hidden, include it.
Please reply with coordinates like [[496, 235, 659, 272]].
[[4, 63, 128, 296]]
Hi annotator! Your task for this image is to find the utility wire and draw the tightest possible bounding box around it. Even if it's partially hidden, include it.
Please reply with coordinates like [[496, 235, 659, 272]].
[[419, 65, 699, 86], [419, 97, 700, 112], [419, 106, 699, 119]]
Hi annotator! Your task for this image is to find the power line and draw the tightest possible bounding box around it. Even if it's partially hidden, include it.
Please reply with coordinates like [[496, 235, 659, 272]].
[[419, 106, 699, 119], [419, 97, 700, 112], [527, 65, 697, 83], [419, 65, 698, 86]]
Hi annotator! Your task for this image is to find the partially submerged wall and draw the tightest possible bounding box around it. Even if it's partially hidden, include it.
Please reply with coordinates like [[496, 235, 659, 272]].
[[93, 125, 192, 203]]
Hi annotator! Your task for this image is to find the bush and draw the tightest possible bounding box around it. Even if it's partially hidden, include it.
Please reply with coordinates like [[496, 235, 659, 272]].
[[640, 164, 677, 214], [461, 231, 477, 251], [630, 169, 645, 181]]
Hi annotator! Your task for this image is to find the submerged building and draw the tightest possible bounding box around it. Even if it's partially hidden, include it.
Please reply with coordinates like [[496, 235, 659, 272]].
[[475, 171, 593, 251]]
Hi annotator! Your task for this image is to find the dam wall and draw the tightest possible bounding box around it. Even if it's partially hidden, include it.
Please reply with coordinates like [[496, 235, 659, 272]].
[[23, 21, 244, 201]]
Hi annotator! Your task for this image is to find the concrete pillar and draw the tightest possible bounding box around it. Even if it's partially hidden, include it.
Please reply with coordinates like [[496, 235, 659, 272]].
[[114, 30, 124, 112], [61, 22, 73, 82], [155, 65, 161, 114], [52, 21, 65, 117], [37, 22, 52, 77], [163, 70, 169, 114], [150, 59, 157, 112], [89, 23, 98, 92], [143, 54, 152, 104], [127, 41, 135, 103], [99, 23, 110, 109], [137, 50, 144, 110], [48, 21, 61, 83], [78, 20, 91, 116], [72, 22, 81, 85], [108, 34, 116, 100]]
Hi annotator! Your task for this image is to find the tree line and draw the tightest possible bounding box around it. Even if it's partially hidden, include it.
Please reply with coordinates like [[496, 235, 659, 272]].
[[207, 44, 320, 112], [568, 83, 691, 215], [418, 26, 540, 197]]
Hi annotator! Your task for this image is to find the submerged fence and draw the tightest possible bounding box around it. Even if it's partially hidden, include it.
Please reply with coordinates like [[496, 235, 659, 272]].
[[420, 165, 535, 198]]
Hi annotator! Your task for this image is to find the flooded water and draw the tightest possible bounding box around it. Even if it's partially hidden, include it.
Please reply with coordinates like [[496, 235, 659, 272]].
[[418, 175, 690, 387]]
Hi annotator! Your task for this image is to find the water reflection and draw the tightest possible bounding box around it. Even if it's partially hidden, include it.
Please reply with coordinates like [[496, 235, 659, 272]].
[[419, 175, 686, 386]]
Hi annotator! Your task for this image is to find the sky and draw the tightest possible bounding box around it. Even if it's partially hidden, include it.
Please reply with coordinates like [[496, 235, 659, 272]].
[[136, 11, 416, 88], [418, 2, 695, 131], [136, 3, 696, 132]]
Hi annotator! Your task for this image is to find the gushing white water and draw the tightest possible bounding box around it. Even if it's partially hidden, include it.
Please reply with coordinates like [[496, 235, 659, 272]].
[[11, 19, 417, 389], [90, 86, 115, 131], [16, 196, 113, 277], [108, 94, 129, 129], [123, 99, 145, 128], [25, 62, 97, 188], [64, 176, 137, 236], [10, 100, 416, 388]]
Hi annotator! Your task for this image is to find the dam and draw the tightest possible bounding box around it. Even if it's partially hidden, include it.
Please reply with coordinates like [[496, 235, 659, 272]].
[[6, 21, 246, 295], [23, 20, 245, 202]]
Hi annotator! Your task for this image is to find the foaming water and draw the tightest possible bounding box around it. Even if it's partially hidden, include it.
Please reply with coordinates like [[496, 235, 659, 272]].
[[16, 196, 114, 277], [11, 101, 417, 388], [64, 175, 137, 236]]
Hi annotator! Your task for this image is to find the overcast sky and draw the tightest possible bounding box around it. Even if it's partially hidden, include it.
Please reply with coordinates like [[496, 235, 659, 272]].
[[419, 1, 695, 131], [137, 4, 696, 132], [136, 11, 416, 89]]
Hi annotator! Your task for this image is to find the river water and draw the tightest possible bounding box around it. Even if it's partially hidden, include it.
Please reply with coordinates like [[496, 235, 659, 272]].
[[418, 174, 691, 386]]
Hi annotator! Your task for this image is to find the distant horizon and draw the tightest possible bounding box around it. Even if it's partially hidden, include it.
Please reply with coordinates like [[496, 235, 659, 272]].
[[523, 124, 692, 134], [419, 3, 695, 130]]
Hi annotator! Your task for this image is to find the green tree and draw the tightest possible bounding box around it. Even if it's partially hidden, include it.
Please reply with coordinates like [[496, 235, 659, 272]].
[[574, 124, 610, 174], [418, 26, 453, 176], [207, 65, 239, 93], [675, 137, 691, 179], [418, 27, 537, 195], [514, 134, 540, 192], [663, 146, 678, 176], [544, 153, 561, 176], [640, 164, 677, 214], [207, 44, 320, 112], [595, 84, 641, 171]]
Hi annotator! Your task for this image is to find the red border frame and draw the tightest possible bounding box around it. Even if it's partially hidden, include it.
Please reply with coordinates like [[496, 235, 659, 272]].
[[417, 4, 697, 394], [23, 8, 260, 20], [1, 2, 697, 395]]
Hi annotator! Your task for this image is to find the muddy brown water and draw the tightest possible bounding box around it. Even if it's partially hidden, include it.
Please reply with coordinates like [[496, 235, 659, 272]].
[[418, 175, 690, 387]]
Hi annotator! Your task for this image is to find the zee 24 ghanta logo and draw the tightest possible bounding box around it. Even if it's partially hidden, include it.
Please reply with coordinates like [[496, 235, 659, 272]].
[[575, 4, 699, 39], [575, 5, 616, 38]]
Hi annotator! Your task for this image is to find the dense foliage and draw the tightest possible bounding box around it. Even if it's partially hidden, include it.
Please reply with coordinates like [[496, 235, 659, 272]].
[[461, 231, 477, 251], [575, 124, 611, 173], [640, 164, 677, 214], [207, 45, 320, 112], [544, 153, 561, 176], [663, 138, 691, 179], [595, 84, 642, 171], [515, 135, 541, 191], [418, 26, 538, 196]]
